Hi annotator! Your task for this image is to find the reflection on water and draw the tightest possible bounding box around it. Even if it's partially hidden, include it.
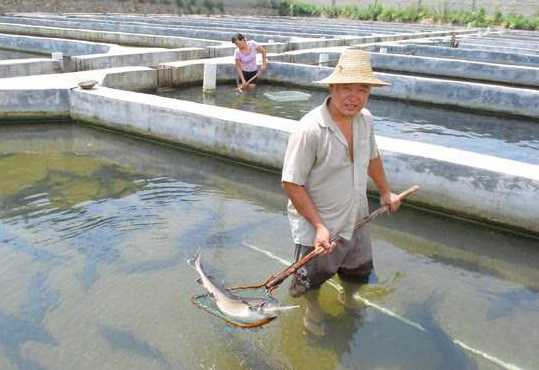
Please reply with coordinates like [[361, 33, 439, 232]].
[[1, 122, 538, 370], [155, 84, 539, 164], [0, 48, 46, 60]]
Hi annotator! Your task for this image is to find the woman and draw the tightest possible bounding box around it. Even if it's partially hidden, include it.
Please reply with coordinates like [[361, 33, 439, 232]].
[[231, 33, 267, 92]]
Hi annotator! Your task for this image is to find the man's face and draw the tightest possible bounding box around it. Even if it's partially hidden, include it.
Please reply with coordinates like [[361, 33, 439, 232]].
[[329, 83, 371, 118]]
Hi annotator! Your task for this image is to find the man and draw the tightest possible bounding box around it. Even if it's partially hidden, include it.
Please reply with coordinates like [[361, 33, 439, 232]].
[[281, 49, 401, 336]]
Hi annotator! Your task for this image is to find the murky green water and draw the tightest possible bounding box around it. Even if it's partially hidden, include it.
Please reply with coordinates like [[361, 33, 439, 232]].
[[1, 122, 538, 370], [155, 84, 539, 165], [0, 48, 46, 60]]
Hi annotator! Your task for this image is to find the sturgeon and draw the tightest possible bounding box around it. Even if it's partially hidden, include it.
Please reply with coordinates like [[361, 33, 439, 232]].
[[191, 253, 299, 324]]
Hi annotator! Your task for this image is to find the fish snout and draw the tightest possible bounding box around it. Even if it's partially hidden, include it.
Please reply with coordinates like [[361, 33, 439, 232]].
[[261, 304, 301, 316]]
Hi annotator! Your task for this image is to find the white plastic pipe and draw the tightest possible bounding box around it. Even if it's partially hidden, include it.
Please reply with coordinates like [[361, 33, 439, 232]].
[[203, 63, 217, 93], [318, 53, 329, 66], [51, 52, 64, 71]]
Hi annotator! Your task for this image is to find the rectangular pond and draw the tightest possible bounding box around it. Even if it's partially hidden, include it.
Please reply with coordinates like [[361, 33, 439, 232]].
[[0, 48, 47, 60], [1, 121, 538, 370], [155, 84, 539, 165]]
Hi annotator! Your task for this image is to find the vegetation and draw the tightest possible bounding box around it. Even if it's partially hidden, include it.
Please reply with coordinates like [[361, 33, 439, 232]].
[[275, 0, 539, 30], [175, 0, 225, 14]]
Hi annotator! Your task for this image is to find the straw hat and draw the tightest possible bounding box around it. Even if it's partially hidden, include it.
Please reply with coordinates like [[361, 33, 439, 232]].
[[315, 49, 389, 86]]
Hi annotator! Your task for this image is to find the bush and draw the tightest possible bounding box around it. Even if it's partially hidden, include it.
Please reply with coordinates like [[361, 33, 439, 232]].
[[366, 3, 384, 20], [321, 5, 340, 18], [272, 0, 538, 30]]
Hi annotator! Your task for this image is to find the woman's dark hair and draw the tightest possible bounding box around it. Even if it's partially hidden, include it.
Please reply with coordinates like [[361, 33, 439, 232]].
[[231, 33, 246, 43]]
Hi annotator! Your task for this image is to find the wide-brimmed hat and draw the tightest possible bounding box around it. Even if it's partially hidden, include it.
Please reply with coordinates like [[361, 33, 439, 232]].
[[315, 49, 389, 86]]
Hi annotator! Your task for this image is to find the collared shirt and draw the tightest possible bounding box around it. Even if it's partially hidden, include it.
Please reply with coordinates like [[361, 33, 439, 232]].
[[281, 97, 380, 246], [234, 40, 258, 72]]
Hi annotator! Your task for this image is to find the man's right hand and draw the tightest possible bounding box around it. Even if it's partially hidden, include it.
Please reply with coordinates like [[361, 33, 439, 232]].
[[314, 224, 336, 255]]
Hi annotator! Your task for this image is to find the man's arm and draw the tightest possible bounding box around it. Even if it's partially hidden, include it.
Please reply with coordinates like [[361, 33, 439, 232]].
[[368, 156, 401, 212], [281, 181, 335, 254]]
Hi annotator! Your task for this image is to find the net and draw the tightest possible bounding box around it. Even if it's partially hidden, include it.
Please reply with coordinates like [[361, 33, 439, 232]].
[[263, 91, 311, 102], [191, 287, 277, 328]]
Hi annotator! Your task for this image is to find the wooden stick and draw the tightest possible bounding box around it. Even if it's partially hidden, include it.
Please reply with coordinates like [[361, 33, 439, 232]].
[[236, 70, 261, 92], [263, 185, 419, 291]]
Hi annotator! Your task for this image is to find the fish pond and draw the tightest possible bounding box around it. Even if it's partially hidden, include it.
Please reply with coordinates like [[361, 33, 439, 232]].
[[1, 122, 538, 370], [155, 84, 539, 165], [0, 48, 47, 60]]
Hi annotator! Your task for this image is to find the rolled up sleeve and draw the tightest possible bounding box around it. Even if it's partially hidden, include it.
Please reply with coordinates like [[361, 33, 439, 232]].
[[281, 128, 316, 186]]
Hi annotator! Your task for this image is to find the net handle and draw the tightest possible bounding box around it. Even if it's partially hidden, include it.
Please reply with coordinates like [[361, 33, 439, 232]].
[[264, 185, 419, 291]]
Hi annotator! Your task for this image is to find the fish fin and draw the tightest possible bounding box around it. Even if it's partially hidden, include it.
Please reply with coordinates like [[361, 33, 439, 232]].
[[196, 276, 215, 284]]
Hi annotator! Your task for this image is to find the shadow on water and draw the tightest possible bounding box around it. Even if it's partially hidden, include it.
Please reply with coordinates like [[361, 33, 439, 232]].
[[20, 272, 60, 324], [0, 153, 145, 235], [404, 292, 478, 370], [100, 325, 172, 369], [371, 203, 539, 292], [479, 286, 539, 321], [119, 208, 222, 274], [0, 311, 55, 370], [272, 281, 480, 370], [0, 272, 59, 370], [0, 224, 65, 264]]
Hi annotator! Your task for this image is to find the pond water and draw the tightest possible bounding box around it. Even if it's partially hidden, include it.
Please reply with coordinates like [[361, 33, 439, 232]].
[[155, 84, 539, 165], [0, 48, 46, 60], [1, 122, 538, 370]]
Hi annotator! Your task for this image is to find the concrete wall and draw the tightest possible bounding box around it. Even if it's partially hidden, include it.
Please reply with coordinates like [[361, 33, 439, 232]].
[[70, 87, 291, 169], [69, 86, 539, 235], [275, 49, 539, 88], [0, 16, 290, 44], [383, 44, 539, 67], [261, 62, 539, 119], [0, 58, 62, 78], [0, 89, 70, 120], [0, 67, 159, 119], [0, 32, 111, 56], [0, 22, 221, 49], [72, 48, 210, 71], [372, 52, 539, 87]]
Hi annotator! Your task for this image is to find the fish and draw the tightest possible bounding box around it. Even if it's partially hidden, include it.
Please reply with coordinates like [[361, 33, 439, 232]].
[[191, 253, 299, 325]]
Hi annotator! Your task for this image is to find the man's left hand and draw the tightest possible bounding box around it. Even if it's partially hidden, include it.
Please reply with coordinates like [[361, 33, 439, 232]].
[[380, 192, 401, 213]]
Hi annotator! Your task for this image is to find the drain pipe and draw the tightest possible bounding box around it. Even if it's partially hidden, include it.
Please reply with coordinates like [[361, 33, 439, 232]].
[[51, 52, 64, 72], [203, 62, 217, 94]]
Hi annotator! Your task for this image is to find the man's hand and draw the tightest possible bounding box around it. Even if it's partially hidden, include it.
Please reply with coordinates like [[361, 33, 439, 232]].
[[314, 224, 336, 255], [380, 192, 401, 213]]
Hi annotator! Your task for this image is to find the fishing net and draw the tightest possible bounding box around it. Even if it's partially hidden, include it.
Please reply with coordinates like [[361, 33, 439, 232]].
[[263, 91, 311, 102], [191, 286, 277, 328], [191, 185, 419, 328]]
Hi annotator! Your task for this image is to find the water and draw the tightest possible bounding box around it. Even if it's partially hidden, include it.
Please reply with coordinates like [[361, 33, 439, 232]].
[[0, 48, 46, 60], [1, 122, 538, 370], [155, 84, 539, 165]]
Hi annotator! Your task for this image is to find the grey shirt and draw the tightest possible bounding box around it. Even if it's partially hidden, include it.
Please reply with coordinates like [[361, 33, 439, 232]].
[[281, 97, 380, 246]]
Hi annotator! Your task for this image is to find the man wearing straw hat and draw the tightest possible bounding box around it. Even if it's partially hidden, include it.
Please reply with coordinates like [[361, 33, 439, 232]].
[[281, 49, 401, 336]]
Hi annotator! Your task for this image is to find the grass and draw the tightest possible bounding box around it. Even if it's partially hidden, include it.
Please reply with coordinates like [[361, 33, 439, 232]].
[[275, 0, 539, 30]]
